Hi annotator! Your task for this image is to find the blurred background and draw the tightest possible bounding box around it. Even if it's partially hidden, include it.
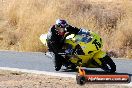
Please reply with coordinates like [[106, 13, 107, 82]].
[[0, 0, 131, 58]]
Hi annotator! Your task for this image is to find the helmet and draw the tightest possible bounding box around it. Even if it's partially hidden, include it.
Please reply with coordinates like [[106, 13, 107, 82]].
[[55, 19, 68, 28]]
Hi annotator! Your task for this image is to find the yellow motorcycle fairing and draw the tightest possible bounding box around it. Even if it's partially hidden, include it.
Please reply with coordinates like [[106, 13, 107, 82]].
[[93, 51, 107, 65], [65, 30, 106, 67]]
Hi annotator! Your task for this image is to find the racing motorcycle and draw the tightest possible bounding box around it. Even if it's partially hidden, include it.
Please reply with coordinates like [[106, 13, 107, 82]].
[[40, 29, 116, 73]]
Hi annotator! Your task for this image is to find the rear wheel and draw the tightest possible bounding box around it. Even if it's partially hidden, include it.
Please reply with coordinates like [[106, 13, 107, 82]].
[[100, 55, 116, 73]]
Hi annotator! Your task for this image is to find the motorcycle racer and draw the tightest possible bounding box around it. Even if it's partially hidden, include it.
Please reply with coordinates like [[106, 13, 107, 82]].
[[40, 24, 116, 72], [47, 19, 80, 71]]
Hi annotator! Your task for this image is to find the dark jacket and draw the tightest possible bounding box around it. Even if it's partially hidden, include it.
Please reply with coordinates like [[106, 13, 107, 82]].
[[47, 25, 80, 54]]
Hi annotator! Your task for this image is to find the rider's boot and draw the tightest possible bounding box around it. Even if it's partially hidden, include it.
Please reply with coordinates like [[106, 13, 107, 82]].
[[54, 54, 62, 71]]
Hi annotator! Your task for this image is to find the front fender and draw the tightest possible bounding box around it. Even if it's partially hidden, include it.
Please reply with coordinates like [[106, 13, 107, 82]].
[[93, 51, 107, 65]]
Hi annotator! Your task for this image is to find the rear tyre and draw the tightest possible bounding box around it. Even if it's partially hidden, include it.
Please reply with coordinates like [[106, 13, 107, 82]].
[[100, 55, 116, 73]]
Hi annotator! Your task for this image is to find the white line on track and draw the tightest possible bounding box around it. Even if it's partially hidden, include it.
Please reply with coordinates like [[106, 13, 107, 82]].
[[0, 67, 76, 78], [0, 67, 131, 87]]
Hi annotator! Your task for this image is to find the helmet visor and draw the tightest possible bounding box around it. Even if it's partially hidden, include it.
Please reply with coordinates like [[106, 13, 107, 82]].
[[57, 23, 67, 28]]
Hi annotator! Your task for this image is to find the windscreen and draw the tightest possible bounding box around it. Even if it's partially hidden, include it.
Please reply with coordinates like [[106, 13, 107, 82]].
[[75, 33, 92, 43]]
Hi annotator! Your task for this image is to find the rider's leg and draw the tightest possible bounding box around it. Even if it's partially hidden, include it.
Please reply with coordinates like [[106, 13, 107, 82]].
[[54, 54, 64, 71]]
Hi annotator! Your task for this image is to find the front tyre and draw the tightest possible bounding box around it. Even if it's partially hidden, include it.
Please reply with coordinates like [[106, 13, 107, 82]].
[[100, 55, 116, 73]]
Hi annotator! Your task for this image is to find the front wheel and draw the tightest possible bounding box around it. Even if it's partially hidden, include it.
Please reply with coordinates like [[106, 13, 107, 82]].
[[100, 55, 116, 73]]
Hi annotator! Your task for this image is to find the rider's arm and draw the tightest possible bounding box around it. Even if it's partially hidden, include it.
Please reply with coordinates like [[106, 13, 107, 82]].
[[66, 25, 80, 34]]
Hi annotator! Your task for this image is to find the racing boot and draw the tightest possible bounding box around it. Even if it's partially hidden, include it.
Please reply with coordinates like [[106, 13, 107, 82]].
[[54, 54, 63, 71]]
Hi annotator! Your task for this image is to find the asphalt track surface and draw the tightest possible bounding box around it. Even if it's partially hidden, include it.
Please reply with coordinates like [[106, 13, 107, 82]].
[[0, 51, 132, 82]]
